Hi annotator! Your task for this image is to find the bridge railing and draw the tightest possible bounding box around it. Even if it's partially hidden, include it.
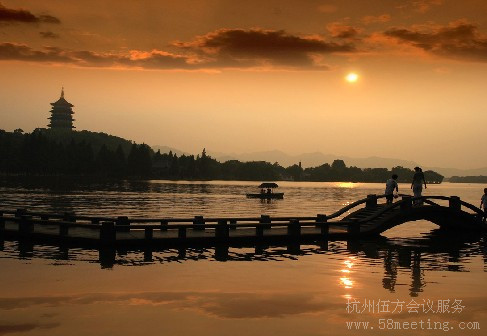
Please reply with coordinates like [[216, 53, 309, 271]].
[[1, 194, 483, 234], [335, 195, 485, 228]]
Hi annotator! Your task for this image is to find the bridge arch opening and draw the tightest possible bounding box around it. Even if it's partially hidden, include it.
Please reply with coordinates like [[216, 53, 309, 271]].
[[380, 220, 439, 238]]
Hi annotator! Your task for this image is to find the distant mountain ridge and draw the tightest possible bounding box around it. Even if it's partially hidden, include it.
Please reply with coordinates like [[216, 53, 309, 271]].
[[151, 146, 487, 178]]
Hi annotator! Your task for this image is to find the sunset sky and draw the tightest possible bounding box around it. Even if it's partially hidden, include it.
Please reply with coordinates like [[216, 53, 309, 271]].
[[1, 0, 486, 169]]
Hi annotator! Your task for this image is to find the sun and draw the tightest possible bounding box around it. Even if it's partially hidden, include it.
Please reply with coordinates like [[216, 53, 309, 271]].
[[345, 72, 359, 83]]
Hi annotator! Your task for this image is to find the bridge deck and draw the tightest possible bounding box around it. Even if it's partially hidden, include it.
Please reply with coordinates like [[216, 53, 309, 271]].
[[1, 194, 484, 247]]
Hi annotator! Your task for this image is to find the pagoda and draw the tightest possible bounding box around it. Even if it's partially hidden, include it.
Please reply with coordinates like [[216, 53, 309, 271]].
[[48, 88, 75, 130]]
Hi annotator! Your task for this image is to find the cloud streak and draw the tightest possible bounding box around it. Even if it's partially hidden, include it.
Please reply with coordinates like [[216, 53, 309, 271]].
[[39, 31, 59, 39], [0, 2, 60, 24], [384, 21, 487, 62], [0, 322, 59, 336], [0, 28, 357, 70], [174, 28, 356, 69], [0, 291, 337, 319], [0, 43, 194, 69]]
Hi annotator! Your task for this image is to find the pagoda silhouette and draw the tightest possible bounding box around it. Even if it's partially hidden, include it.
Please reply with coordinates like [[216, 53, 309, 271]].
[[48, 88, 75, 130]]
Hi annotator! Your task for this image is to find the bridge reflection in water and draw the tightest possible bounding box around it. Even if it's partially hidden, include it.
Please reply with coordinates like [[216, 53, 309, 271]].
[[2, 227, 486, 298]]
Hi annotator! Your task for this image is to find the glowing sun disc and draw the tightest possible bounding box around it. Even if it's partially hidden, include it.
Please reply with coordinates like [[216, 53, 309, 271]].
[[346, 73, 359, 83]]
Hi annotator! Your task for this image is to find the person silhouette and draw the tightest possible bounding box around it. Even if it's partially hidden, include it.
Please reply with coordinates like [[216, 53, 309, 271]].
[[481, 188, 487, 220], [411, 167, 427, 205], [385, 174, 399, 205]]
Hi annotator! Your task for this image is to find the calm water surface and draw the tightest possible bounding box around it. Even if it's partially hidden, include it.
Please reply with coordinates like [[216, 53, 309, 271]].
[[0, 179, 486, 336]]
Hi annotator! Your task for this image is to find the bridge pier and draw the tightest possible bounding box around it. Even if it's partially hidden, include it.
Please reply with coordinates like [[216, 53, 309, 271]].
[[215, 245, 229, 261], [19, 215, 34, 237], [216, 220, 229, 241], [0, 215, 5, 240], [288, 219, 301, 238], [346, 239, 361, 253], [100, 221, 116, 245], [99, 247, 116, 269], [144, 248, 153, 262]]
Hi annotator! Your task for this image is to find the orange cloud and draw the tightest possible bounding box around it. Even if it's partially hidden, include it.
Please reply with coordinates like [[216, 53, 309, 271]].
[[326, 23, 361, 39], [317, 4, 337, 13], [362, 14, 391, 25], [174, 28, 356, 69], [0, 28, 358, 71], [0, 2, 60, 24], [412, 0, 443, 13], [384, 21, 487, 62]]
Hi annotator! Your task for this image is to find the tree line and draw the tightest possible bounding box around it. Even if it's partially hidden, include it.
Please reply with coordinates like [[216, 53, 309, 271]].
[[0, 129, 444, 183]]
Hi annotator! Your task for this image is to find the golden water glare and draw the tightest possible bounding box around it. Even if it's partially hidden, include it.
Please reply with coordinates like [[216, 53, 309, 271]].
[[339, 257, 356, 289]]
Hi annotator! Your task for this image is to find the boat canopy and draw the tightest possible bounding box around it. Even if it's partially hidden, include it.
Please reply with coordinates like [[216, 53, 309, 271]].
[[258, 182, 279, 188]]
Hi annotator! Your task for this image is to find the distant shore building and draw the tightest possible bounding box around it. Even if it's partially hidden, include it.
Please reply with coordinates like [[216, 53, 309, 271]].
[[48, 88, 75, 130]]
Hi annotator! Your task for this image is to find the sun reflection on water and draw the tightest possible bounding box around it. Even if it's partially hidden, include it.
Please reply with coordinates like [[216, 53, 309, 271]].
[[339, 257, 356, 290], [337, 182, 357, 188]]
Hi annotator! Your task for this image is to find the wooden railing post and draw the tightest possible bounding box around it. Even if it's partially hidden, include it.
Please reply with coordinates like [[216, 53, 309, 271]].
[[145, 228, 153, 241], [60, 212, 75, 237], [19, 215, 33, 236], [144, 248, 153, 262], [347, 220, 360, 235], [100, 221, 116, 244], [288, 219, 300, 238], [63, 212, 76, 223], [0, 215, 5, 240], [256, 225, 264, 239], [449, 196, 461, 211], [160, 220, 168, 231], [216, 220, 229, 241], [193, 216, 205, 231], [116, 216, 130, 232], [260, 215, 271, 230], [178, 227, 187, 239], [316, 214, 328, 233], [366, 194, 378, 209], [400, 196, 412, 211], [317, 214, 329, 249], [59, 222, 69, 237], [15, 208, 27, 218]]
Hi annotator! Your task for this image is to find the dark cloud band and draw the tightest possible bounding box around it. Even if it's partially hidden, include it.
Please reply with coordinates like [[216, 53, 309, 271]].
[[385, 22, 487, 62], [0, 2, 60, 24], [0, 28, 357, 70]]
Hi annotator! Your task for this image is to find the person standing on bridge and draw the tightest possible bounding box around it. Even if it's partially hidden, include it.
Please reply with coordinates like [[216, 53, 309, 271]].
[[481, 188, 487, 217], [411, 167, 427, 205], [385, 174, 399, 205]]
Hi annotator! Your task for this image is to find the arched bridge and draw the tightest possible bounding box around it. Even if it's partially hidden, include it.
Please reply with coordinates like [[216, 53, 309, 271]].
[[336, 194, 485, 235], [0, 195, 485, 247]]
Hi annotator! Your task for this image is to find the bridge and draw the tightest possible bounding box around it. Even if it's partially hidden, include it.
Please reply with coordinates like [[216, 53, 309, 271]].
[[0, 195, 485, 247]]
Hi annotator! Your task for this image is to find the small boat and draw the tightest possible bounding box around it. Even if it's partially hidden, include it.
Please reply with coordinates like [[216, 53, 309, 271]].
[[246, 182, 284, 199]]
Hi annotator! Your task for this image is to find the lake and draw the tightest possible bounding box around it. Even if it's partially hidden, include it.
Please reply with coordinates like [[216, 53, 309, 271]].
[[0, 179, 486, 336]]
